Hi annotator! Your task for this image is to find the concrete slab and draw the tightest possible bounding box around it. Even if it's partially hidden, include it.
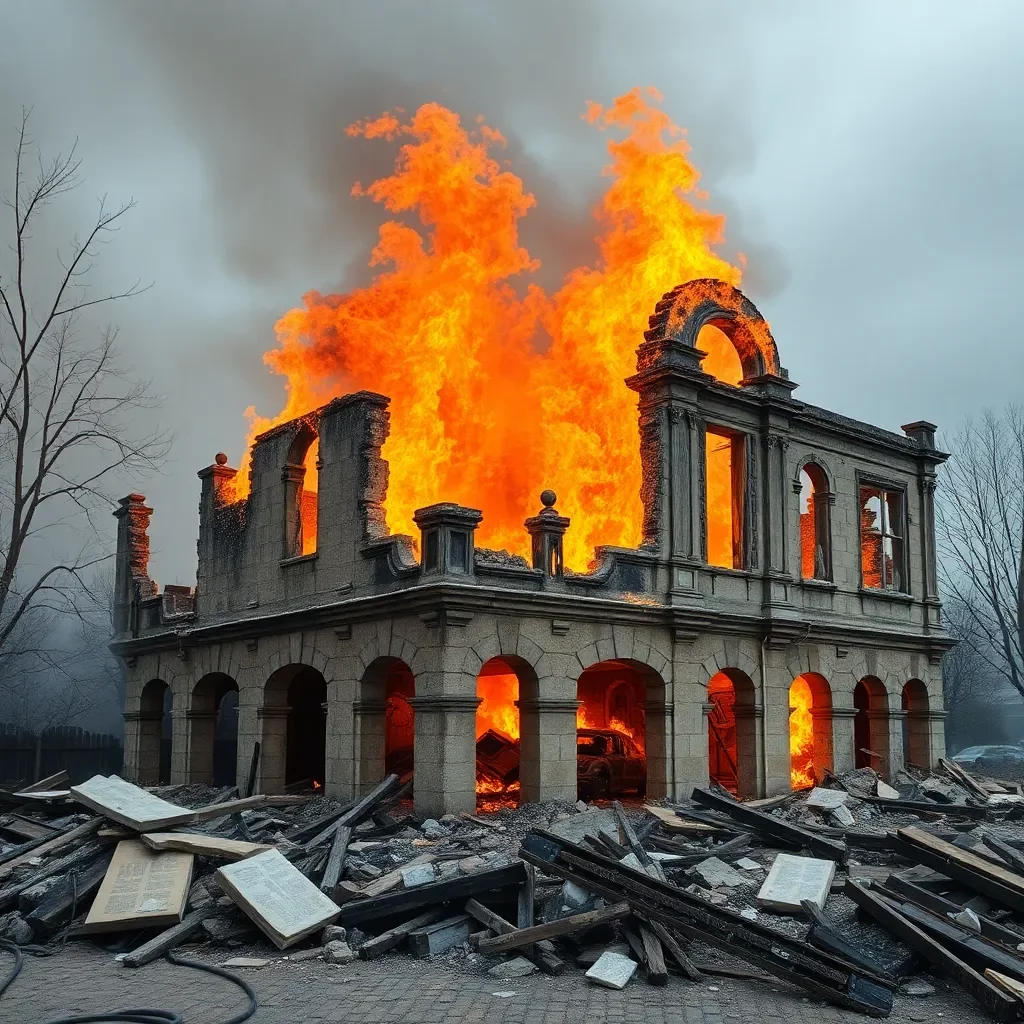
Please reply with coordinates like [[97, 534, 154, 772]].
[[756, 853, 836, 914], [586, 951, 637, 989], [692, 856, 747, 889], [805, 788, 849, 810], [401, 863, 437, 888]]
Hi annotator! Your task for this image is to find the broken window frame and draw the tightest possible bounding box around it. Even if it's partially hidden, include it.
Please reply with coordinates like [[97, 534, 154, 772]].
[[858, 479, 908, 594], [704, 424, 747, 571], [798, 463, 833, 583]]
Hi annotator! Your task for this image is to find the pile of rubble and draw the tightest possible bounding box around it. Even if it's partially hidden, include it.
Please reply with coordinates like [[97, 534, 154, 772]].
[[5, 757, 1024, 1018]]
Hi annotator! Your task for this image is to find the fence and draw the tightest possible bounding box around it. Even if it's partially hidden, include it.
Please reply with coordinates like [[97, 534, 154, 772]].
[[0, 722, 123, 786]]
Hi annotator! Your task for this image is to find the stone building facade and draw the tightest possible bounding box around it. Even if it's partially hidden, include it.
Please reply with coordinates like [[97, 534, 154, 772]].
[[111, 280, 952, 816]]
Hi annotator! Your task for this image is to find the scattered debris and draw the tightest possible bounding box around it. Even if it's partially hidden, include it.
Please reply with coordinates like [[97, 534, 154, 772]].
[[756, 853, 835, 914], [586, 951, 637, 989]]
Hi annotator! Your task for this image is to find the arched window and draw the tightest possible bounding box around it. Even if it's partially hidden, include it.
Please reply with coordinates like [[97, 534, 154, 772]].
[[283, 427, 318, 558], [798, 463, 832, 581]]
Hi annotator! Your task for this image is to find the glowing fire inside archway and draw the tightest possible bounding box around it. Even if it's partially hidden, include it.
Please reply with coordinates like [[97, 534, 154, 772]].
[[790, 675, 815, 788], [227, 87, 750, 571]]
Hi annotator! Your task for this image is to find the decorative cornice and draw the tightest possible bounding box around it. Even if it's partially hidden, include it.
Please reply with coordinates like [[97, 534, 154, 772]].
[[407, 695, 481, 713], [256, 705, 291, 719]]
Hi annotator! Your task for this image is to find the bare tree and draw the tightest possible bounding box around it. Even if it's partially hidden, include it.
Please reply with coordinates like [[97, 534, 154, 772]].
[[0, 110, 167, 695], [937, 406, 1024, 699]]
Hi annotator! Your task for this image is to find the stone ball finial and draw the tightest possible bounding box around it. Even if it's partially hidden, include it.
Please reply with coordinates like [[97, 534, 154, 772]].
[[540, 489, 557, 509], [215, 452, 228, 466]]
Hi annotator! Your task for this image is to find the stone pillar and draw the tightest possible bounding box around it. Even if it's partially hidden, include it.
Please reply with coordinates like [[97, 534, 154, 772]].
[[281, 463, 306, 559], [409, 695, 479, 817], [325, 680, 357, 802], [643, 699, 672, 800], [257, 705, 291, 794], [831, 707, 858, 775], [131, 711, 164, 785], [112, 494, 157, 635], [928, 709, 948, 765], [887, 708, 907, 778], [196, 455, 237, 610], [736, 704, 768, 798], [354, 699, 387, 795], [169, 706, 189, 785], [518, 692, 578, 803], [867, 708, 893, 778], [235, 687, 261, 797], [811, 707, 835, 782], [414, 504, 482, 577], [674, 675, 708, 799], [186, 710, 217, 784], [122, 710, 144, 784], [524, 492, 570, 579]]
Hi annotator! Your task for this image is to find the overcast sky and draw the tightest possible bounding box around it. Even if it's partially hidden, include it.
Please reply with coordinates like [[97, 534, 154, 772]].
[[1, 1, 1021, 587]]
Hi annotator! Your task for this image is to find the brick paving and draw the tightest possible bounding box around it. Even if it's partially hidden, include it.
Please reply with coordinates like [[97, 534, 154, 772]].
[[1, 942, 993, 1024]]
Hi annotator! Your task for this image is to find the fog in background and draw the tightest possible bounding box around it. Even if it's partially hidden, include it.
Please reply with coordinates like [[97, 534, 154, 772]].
[[1, 2, 1022, 730]]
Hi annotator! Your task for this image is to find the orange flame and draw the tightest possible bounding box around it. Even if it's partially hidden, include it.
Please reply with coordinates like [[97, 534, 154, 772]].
[[790, 675, 815, 788], [476, 671, 520, 741], [576, 703, 645, 754], [226, 88, 744, 570]]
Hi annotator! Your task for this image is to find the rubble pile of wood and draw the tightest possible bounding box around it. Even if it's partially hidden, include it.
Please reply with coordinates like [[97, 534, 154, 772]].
[[6, 758, 1024, 1018]]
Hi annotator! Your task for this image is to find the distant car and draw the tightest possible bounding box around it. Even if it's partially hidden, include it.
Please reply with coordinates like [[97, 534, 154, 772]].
[[577, 728, 646, 799], [952, 745, 1024, 765]]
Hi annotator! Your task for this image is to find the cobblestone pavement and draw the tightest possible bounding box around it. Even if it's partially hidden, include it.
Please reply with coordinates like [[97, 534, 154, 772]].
[[1, 942, 995, 1024]]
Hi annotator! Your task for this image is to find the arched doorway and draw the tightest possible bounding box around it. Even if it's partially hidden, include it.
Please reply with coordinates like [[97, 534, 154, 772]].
[[189, 673, 239, 786], [707, 668, 758, 798], [262, 664, 327, 793], [576, 660, 665, 801], [902, 679, 931, 768], [789, 673, 833, 788], [854, 676, 890, 771], [137, 679, 171, 786], [358, 657, 415, 788], [284, 427, 319, 558], [475, 657, 536, 809]]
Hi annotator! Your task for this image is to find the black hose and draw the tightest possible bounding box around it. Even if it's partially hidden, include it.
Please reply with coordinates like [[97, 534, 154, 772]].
[[0, 939, 257, 1024]]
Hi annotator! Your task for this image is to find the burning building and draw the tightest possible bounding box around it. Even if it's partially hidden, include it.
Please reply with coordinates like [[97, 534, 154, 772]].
[[111, 279, 952, 817]]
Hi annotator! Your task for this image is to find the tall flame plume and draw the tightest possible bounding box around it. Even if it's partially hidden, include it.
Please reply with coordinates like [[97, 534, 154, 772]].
[[228, 88, 744, 569]]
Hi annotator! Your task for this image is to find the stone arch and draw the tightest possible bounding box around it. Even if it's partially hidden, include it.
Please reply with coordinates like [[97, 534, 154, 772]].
[[789, 672, 833, 788], [260, 663, 327, 793], [138, 678, 171, 786], [357, 655, 415, 790], [706, 667, 759, 798], [902, 679, 931, 768], [854, 675, 890, 771], [575, 658, 668, 801], [643, 279, 781, 381], [189, 672, 239, 786], [357, 629, 424, 680], [284, 419, 319, 558], [476, 655, 539, 807]]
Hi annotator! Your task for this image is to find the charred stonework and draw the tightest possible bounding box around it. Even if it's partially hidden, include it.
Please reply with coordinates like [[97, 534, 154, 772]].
[[111, 279, 955, 819]]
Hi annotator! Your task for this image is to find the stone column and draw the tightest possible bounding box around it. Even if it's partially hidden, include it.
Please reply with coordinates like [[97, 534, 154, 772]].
[[867, 708, 894, 778], [887, 708, 907, 778], [112, 494, 157, 635], [409, 695, 480, 817], [830, 707, 858, 775], [736, 704, 768, 798], [643, 698, 672, 800], [122, 710, 144, 783], [927, 709, 948, 765], [168, 705, 189, 785], [353, 699, 387, 794], [186, 710, 218, 784], [518, 693, 578, 804], [811, 707, 834, 782], [132, 712, 164, 785], [257, 705, 291, 794], [324, 679, 356, 802], [281, 464, 306, 559], [235, 682, 261, 796]]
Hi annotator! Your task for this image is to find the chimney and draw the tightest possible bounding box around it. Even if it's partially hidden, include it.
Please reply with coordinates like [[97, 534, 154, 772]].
[[112, 494, 156, 635]]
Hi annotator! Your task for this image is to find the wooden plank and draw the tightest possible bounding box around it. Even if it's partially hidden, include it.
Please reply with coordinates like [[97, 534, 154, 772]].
[[645, 918, 703, 981], [358, 907, 445, 959], [844, 879, 1019, 1021], [517, 861, 535, 929], [0, 841, 103, 912], [984, 834, 1024, 875], [26, 854, 112, 937], [140, 832, 271, 861], [638, 921, 668, 985], [320, 825, 351, 894], [800, 899, 896, 980], [863, 796, 990, 820], [18, 770, 69, 794], [613, 800, 665, 881], [0, 817, 102, 881], [643, 805, 722, 836], [337, 860, 525, 927], [941, 758, 992, 801], [476, 901, 631, 954], [897, 825, 1024, 911], [188, 795, 268, 822], [122, 909, 208, 967], [463, 897, 565, 975], [304, 775, 399, 850], [691, 788, 847, 864], [986, 970, 1024, 1004]]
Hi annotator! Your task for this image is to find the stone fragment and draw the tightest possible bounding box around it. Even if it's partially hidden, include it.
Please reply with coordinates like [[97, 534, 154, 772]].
[[421, 819, 448, 839], [323, 939, 356, 965], [321, 924, 346, 944], [488, 956, 538, 978], [575, 800, 590, 812], [805, 788, 849, 810], [408, 914, 472, 956], [830, 804, 855, 827], [576, 942, 631, 967], [348, 927, 367, 949], [219, 957, 271, 968], [900, 979, 936, 996], [586, 951, 638, 990], [286, 947, 324, 962], [692, 856, 747, 889], [950, 908, 982, 933], [619, 852, 643, 871], [436, 861, 460, 880], [562, 881, 592, 907], [401, 863, 437, 888], [0, 912, 33, 945], [876, 780, 901, 800], [735, 857, 761, 871], [756, 853, 836, 913], [739, 906, 758, 920]]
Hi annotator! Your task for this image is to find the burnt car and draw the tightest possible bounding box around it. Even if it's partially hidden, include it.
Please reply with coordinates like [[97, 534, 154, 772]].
[[577, 728, 646, 799]]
